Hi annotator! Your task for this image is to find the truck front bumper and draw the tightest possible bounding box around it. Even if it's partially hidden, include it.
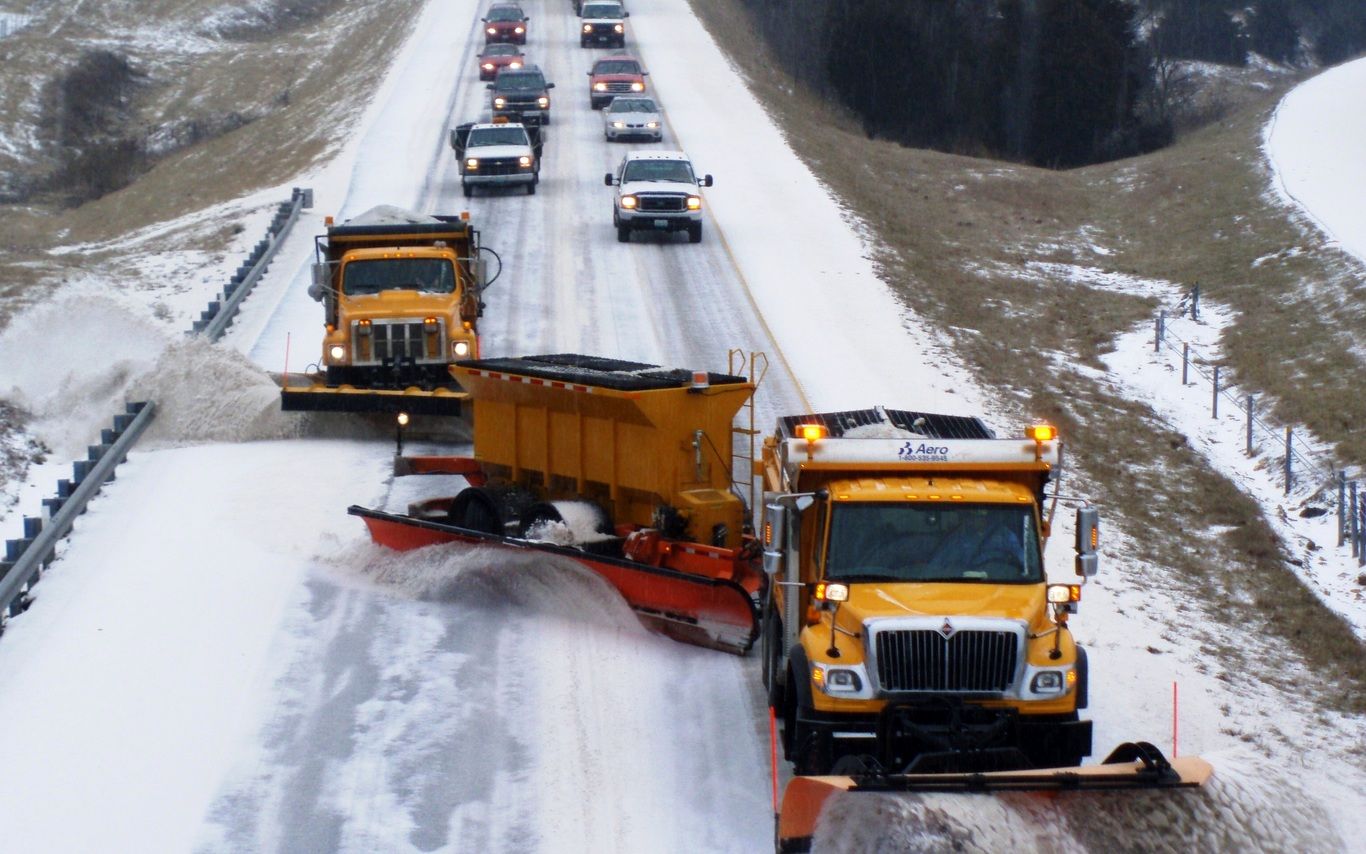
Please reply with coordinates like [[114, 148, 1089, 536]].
[[618, 212, 698, 232]]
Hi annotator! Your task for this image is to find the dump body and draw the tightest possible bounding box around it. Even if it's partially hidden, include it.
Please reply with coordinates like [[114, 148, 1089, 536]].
[[760, 408, 1093, 775], [350, 354, 766, 654], [281, 206, 485, 414]]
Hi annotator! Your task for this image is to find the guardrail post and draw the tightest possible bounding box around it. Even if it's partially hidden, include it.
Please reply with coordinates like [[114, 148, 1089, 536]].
[[1182, 344, 1189, 385], [1211, 367, 1220, 418], [1155, 311, 1165, 352], [1246, 396, 1254, 454], [1283, 428, 1293, 494]]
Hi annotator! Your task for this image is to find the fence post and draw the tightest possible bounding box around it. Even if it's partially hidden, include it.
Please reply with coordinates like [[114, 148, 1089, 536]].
[[1283, 427, 1293, 494], [1182, 344, 1189, 385], [1246, 396, 1254, 454], [1340, 472, 1348, 547], [1351, 482, 1359, 558], [1358, 495, 1365, 567], [1155, 310, 1165, 353], [1211, 366, 1220, 418], [1191, 284, 1200, 320]]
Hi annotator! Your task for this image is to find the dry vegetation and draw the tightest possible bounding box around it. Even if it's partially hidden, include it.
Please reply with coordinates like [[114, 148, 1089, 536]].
[[687, 0, 1366, 714]]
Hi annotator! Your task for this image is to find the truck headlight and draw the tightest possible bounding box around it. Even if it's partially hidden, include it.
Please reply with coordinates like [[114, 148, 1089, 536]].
[[466, 158, 479, 169], [583, 23, 593, 33], [593, 82, 608, 92], [686, 195, 701, 210], [451, 340, 470, 358], [630, 82, 644, 92], [514, 26, 524, 34], [612, 121, 626, 128], [486, 27, 496, 35], [620, 195, 637, 209], [537, 96, 550, 108], [328, 344, 346, 362], [493, 97, 507, 108], [519, 155, 532, 167], [510, 61, 522, 69], [1031, 671, 1065, 695], [825, 668, 862, 693], [614, 23, 624, 32], [482, 62, 494, 70]]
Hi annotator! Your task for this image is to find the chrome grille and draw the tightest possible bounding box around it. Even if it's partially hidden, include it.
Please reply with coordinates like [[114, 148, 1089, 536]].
[[873, 628, 1018, 693], [474, 157, 523, 176], [355, 319, 442, 365], [638, 194, 685, 212], [606, 82, 636, 93]]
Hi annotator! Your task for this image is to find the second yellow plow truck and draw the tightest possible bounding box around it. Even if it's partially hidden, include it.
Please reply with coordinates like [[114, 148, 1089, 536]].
[[755, 408, 1210, 849]]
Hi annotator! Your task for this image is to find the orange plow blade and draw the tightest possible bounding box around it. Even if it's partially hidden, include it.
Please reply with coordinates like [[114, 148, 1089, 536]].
[[349, 505, 760, 654], [777, 742, 1212, 853]]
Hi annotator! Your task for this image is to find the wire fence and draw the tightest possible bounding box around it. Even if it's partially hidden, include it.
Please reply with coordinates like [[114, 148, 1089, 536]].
[[1152, 285, 1364, 565]]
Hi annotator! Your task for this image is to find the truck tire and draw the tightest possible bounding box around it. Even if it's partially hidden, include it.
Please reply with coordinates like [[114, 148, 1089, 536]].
[[761, 608, 785, 709], [617, 224, 630, 243], [449, 484, 535, 536], [526, 181, 536, 196], [462, 182, 473, 199], [687, 222, 702, 243]]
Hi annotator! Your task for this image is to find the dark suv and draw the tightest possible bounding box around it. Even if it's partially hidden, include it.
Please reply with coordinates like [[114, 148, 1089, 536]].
[[488, 66, 555, 126]]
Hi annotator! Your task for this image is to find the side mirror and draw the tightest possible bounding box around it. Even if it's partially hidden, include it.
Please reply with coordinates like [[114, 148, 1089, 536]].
[[604, 173, 615, 186], [485, 83, 493, 90], [546, 82, 555, 89], [449, 129, 459, 151], [1074, 507, 1099, 577], [308, 263, 329, 301], [701, 174, 714, 187], [762, 503, 787, 576], [624, 10, 630, 16]]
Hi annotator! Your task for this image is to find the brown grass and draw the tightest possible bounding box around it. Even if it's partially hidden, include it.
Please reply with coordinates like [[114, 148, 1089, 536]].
[[687, 0, 1366, 714]]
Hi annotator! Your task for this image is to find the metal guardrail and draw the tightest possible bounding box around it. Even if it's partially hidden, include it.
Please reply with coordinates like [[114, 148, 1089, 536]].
[[0, 187, 314, 634], [0, 402, 156, 628], [195, 187, 313, 341]]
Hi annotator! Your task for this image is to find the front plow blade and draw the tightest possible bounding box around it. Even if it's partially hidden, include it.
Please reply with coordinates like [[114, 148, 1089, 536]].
[[777, 742, 1211, 853], [349, 505, 759, 654], [280, 384, 468, 415]]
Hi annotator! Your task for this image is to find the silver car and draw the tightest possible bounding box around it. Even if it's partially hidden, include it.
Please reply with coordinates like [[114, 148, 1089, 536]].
[[602, 96, 662, 142]]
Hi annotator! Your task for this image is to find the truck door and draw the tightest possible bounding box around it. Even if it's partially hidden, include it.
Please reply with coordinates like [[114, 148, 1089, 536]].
[[450, 123, 473, 161]]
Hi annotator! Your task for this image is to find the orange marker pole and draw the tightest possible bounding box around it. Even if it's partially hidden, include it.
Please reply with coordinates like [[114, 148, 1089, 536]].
[[1172, 681, 1179, 758]]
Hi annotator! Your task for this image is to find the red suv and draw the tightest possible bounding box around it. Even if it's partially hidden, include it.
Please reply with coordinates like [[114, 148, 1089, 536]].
[[483, 4, 528, 44], [478, 43, 525, 81], [587, 55, 647, 110]]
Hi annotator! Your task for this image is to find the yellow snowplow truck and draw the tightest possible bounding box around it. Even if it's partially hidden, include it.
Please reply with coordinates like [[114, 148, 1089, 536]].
[[280, 205, 497, 415], [759, 408, 1097, 776]]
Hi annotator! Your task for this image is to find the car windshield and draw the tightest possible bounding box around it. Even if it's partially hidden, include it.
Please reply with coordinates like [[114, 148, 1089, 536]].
[[621, 159, 694, 183], [824, 503, 1042, 583], [496, 72, 545, 91], [608, 98, 656, 114], [486, 6, 524, 21], [483, 44, 520, 57], [594, 60, 640, 75], [582, 4, 622, 18], [342, 258, 456, 296], [468, 127, 527, 146]]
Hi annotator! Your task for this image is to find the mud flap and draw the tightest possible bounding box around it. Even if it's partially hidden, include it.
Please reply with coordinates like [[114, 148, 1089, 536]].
[[349, 505, 759, 654]]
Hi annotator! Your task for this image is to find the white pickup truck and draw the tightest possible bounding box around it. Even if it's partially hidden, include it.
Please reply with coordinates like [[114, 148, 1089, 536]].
[[604, 150, 713, 243], [450, 121, 543, 197]]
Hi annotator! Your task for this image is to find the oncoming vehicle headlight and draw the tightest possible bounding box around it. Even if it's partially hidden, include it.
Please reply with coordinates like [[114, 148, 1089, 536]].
[[630, 81, 644, 92], [686, 195, 702, 211], [537, 96, 550, 108], [510, 61, 522, 69], [593, 82, 608, 92], [645, 121, 659, 128], [613, 23, 624, 32], [1030, 671, 1065, 695], [493, 96, 507, 108], [620, 195, 638, 209], [328, 344, 346, 362], [451, 340, 471, 358], [486, 26, 496, 35], [514, 26, 524, 34], [482, 62, 494, 71], [518, 155, 532, 167], [611, 121, 626, 129], [466, 158, 479, 170], [583, 23, 593, 33]]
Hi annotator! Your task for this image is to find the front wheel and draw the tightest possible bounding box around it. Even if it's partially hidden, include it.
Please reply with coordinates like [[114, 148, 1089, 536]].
[[687, 221, 702, 243], [526, 181, 536, 196], [462, 182, 472, 198], [616, 224, 630, 243]]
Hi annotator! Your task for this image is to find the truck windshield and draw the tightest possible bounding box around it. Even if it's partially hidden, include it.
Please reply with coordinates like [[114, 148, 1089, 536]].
[[469, 127, 527, 146], [622, 160, 694, 183], [594, 60, 640, 74], [496, 73, 545, 91], [825, 503, 1042, 583], [583, 4, 622, 18], [342, 258, 456, 296]]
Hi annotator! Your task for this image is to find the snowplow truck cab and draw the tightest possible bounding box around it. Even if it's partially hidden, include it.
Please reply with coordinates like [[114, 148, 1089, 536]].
[[283, 205, 486, 414], [758, 408, 1098, 776]]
